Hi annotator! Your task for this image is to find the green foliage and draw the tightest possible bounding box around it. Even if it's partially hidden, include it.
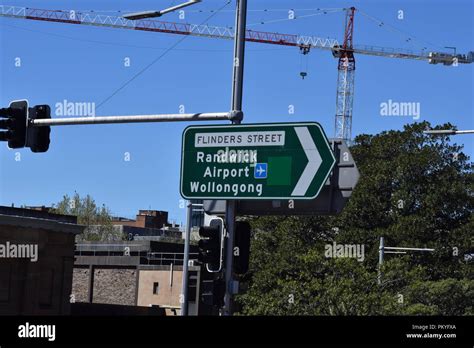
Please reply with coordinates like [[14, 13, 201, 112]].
[[237, 122, 473, 315], [403, 278, 473, 315], [50, 192, 120, 241]]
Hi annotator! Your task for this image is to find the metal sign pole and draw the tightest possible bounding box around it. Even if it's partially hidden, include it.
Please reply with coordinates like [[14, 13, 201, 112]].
[[224, 0, 247, 316], [378, 237, 435, 286], [181, 202, 193, 315], [378, 236, 384, 285]]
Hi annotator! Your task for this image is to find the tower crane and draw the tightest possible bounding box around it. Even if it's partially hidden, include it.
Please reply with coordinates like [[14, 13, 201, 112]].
[[0, 5, 472, 142]]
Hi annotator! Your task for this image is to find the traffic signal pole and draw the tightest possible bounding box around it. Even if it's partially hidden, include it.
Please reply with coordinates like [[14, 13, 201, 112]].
[[29, 112, 233, 126], [224, 0, 247, 316], [378, 236, 435, 285], [181, 202, 194, 316]]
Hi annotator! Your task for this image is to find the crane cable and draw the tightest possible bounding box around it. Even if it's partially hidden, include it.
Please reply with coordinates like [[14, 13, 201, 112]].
[[248, 8, 344, 27], [57, 7, 344, 28], [357, 9, 445, 51], [70, 8, 346, 14]]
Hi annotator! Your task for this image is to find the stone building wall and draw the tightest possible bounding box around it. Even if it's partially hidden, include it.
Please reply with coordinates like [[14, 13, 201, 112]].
[[72, 267, 137, 305], [71, 268, 89, 303], [93, 268, 136, 305]]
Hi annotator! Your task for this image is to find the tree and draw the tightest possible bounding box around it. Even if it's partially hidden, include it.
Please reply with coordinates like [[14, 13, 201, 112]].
[[51, 192, 121, 241], [237, 122, 473, 315]]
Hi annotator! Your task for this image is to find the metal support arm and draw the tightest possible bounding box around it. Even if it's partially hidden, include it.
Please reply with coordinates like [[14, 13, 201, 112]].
[[30, 112, 234, 126]]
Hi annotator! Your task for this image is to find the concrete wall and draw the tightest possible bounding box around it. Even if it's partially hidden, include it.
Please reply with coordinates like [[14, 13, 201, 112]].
[[137, 269, 183, 309]]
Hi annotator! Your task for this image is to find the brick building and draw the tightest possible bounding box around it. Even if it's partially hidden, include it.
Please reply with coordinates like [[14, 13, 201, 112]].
[[112, 210, 183, 240], [112, 210, 171, 229]]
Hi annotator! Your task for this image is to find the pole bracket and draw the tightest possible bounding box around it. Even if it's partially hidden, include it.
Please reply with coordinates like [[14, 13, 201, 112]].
[[229, 110, 243, 122]]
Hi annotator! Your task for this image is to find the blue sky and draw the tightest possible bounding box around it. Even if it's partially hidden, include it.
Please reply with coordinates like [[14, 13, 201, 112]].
[[0, 0, 473, 226]]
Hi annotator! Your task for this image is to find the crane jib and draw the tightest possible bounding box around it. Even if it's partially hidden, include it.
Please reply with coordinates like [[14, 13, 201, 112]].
[[0, 5, 470, 63], [1, 5, 338, 50]]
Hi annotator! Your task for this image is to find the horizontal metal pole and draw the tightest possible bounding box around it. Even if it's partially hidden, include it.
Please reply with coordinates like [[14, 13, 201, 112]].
[[123, 0, 200, 20], [384, 246, 435, 252], [123, 11, 160, 20], [30, 112, 232, 127], [384, 251, 407, 254], [424, 129, 474, 135], [160, 0, 201, 16]]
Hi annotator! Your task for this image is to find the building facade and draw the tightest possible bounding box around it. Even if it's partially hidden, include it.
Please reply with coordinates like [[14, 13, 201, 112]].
[[112, 210, 183, 241], [0, 206, 84, 315], [72, 240, 207, 315]]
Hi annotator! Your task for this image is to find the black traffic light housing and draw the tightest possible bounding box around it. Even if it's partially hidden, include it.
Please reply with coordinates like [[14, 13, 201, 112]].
[[1, 100, 51, 153], [198, 218, 224, 272], [27, 105, 51, 153], [201, 277, 225, 310], [0, 100, 28, 149], [234, 221, 251, 275]]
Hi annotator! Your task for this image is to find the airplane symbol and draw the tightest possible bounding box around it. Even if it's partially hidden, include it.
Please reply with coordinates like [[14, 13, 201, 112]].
[[254, 163, 267, 179]]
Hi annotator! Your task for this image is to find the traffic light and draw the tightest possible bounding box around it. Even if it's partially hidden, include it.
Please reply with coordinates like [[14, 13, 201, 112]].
[[0, 100, 51, 153], [200, 277, 225, 310], [198, 217, 224, 272], [0, 100, 28, 149], [27, 105, 51, 153], [234, 221, 251, 275]]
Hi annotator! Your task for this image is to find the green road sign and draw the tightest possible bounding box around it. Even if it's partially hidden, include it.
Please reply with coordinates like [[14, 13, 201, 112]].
[[180, 122, 336, 200]]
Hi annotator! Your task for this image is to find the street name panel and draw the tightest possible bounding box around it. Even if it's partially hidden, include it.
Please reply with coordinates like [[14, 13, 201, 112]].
[[180, 122, 336, 200]]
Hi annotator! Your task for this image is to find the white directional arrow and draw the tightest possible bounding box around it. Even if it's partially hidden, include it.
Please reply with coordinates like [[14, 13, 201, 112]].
[[291, 127, 322, 196]]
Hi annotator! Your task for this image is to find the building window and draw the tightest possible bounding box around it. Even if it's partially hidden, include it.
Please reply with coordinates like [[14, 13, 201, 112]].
[[153, 282, 159, 295]]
